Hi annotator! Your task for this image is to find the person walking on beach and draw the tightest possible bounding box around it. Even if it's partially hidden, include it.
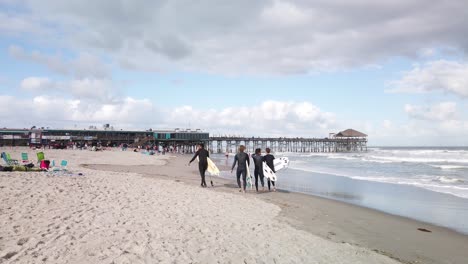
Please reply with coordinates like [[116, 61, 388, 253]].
[[189, 143, 209, 188], [263, 148, 276, 192], [251, 148, 265, 192], [231, 145, 250, 193]]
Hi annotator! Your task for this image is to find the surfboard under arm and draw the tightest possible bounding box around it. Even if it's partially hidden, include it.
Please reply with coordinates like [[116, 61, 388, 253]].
[[273, 157, 290, 172], [246, 160, 253, 189], [197, 157, 220, 176], [262, 161, 277, 181]]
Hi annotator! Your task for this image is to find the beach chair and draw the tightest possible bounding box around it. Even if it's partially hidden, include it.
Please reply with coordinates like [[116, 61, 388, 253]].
[[37, 152, 45, 163], [39, 160, 50, 170], [47, 160, 57, 173], [1, 152, 8, 165], [6, 153, 19, 165], [49, 160, 69, 174], [1, 152, 19, 165], [21, 153, 33, 164], [60, 160, 68, 171]]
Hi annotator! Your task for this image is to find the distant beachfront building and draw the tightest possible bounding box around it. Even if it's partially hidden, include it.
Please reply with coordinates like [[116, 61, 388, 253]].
[[334, 129, 368, 139], [0, 128, 209, 148]]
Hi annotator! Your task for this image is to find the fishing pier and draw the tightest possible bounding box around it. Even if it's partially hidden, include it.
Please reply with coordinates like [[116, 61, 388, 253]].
[[208, 129, 368, 153]]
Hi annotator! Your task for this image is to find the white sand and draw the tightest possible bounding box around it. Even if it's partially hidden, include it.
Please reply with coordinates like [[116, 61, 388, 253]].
[[0, 148, 168, 167], [0, 148, 399, 263]]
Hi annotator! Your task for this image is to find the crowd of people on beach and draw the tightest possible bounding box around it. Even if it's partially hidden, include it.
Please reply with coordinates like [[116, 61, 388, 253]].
[[189, 144, 278, 193]]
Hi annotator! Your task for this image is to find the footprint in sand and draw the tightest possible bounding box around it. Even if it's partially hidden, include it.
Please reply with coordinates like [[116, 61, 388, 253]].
[[17, 237, 29, 246], [2, 251, 18, 260]]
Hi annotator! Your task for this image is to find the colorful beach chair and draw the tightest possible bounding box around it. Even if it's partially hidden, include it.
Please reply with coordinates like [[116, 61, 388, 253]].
[[36, 151, 50, 170], [48, 160, 69, 174], [1, 152, 19, 165], [21, 153, 33, 164], [60, 160, 68, 171], [1, 152, 8, 165], [37, 152, 45, 163], [39, 160, 50, 170]]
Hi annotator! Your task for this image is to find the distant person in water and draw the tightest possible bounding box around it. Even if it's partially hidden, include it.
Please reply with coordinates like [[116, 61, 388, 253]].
[[189, 144, 209, 188], [251, 148, 265, 192], [231, 145, 250, 193], [263, 148, 276, 192]]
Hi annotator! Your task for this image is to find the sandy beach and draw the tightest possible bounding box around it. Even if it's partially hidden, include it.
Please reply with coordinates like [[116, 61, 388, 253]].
[[1, 148, 467, 263]]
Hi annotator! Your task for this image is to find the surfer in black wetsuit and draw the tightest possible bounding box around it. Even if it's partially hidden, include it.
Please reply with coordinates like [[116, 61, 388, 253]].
[[251, 148, 265, 192], [189, 143, 209, 187], [231, 145, 250, 193], [263, 148, 276, 192]]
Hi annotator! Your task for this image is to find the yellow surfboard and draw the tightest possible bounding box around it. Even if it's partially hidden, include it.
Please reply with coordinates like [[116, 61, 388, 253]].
[[197, 157, 220, 176], [207, 157, 220, 176]]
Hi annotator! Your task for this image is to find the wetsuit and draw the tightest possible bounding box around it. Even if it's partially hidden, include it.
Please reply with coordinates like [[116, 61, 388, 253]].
[[251, 154, 265, 191], [263, 154, 276, 190], [232, 152, 250, 190], [190, 148, 209, 187]]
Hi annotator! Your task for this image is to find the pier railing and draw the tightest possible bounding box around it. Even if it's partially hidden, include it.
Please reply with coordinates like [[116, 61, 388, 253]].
[[208, 137, 367, 153]]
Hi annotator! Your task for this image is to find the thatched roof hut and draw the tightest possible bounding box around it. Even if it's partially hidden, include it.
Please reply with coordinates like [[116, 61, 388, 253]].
[[335, 129, 367, 138]]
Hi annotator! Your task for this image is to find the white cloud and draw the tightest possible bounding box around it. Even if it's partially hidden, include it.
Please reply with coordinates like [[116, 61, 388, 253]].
[[3, 1, 468, 74], [71, 53, 110, 79], [166, 100, 336, 136], [0, 95, 157, 129], [366, 117, 468, 146], [0, 11, 47, 37], [382, 120, 392, 129], [20, 77, 54, 91], [260, 0, 310, 27], [2, 92, 467, 145], [387, 60, 468, 98], [404, 102, 457, 121], [11, 45, 119, 103], [68, 78, 118, 102], [9, 45, 68, 75], [0, 95, 336, 137], [80, 97, 156, 124], [419, 48, 436, 58], [9, 45, 110, 78], [362, 100, 468, 146], [18, 76, 120, 103]]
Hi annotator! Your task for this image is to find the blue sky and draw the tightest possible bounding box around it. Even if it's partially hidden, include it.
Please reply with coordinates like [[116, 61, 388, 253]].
[[1, 0, 468, 146]]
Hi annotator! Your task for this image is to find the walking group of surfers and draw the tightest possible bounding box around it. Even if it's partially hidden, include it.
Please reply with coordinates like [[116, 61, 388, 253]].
[[189, 144, 276, 193]]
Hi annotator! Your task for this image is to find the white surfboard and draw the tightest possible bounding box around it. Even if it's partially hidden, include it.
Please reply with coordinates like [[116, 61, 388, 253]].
[[262, 161, 277, 181], [207, 158, 220, 176], [274, 157, 290, 172], [196, 157, 220, 176], [246, 161, 253, 189]]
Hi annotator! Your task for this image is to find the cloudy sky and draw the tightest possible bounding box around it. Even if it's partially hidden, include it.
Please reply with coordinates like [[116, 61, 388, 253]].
[[1, 0, 468, 146]]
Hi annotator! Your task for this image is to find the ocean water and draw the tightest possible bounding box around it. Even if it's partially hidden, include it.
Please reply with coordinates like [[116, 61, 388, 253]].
[[281, 147, 468, 199], [215, 147, 468, 234]]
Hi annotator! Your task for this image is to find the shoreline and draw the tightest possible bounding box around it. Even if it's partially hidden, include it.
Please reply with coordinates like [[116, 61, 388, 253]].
[[86, 154, 468, 264], [269, 168, 468, 235]]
